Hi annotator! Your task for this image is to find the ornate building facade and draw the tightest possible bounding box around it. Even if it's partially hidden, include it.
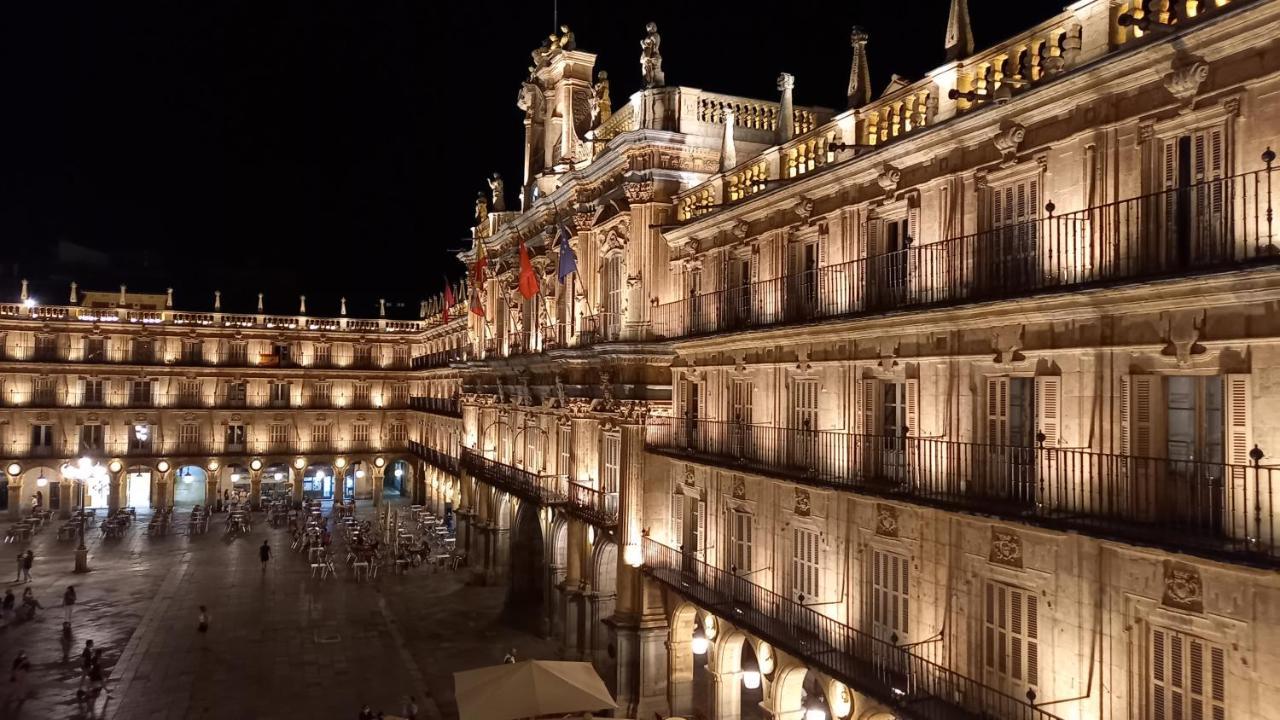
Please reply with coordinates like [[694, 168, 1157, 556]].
[[6, 1, 1280, 719]]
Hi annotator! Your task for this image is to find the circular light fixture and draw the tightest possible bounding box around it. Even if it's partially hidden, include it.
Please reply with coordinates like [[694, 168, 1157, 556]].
[[587, 526, 596, 544], [274, 472, 284, 482], [35, 472, 48, 488], [334, 457, 347, 469], [374, 456, 385, 468], [703, 614, 718, 641], [394, 467, 404, 478], [828, 681, 852, 719], [294, 457, 306, 470], [355, 469, 366, 479], [156, 460, 170, 473], [5, 463, 21, 476], [757, 642, 775, 675], [182, 467, 194, 484], [230, 473, 241, 483], [623, 544, 643, 568], [250, 458, 263, 471], [691, 624, 709, 655], [207, 460, 219, 472], [108, 459, 123, 474], [741, 653, 761, 690], [315, 470, 326, 480]]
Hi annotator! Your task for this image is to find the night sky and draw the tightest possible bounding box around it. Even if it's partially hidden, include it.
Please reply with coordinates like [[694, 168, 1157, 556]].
[[0, 1, 1062, 318]]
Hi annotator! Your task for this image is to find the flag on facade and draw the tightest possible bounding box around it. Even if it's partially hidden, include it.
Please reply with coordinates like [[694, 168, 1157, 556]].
[[472, 240, 488, 285], [556, 224, 577, 284], [470, 281, 485, 317], [443, 280, 455, 322], [518, 241, 540, 300]]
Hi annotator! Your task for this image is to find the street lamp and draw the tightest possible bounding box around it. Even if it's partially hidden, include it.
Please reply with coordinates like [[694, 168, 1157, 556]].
[[741, 653, 761, 690], [61, 457, 106, 573], [691, 624, 709, 655]]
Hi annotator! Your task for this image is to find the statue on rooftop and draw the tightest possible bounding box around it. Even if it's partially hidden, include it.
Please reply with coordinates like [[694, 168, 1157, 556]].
[[532, 38, 553, 71], [591, 71, 612, 126], [556, 25, 575, 52], [518, 80, 543, 120], [640, 22, 665, 89], [475, 191, 489, 224], [488, 173, 506, 212]]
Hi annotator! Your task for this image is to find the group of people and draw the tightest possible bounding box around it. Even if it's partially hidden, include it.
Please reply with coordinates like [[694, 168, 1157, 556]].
[[357, 695, 418, 719], [13, 550, 34, 583]]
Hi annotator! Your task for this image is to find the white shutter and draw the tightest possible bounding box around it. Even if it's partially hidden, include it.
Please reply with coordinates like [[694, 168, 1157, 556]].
[[693, 498, 705, 557], [870, 548, 909, 642], [1151, 627, 1227, 720], [904, 378, 920, 438], [1225, 373, 1251, 482], [987, 377, 1010, 444], [1034, 376, 1061, 447], [670, 492, 684, 549], [984, 581, 1040, 691]]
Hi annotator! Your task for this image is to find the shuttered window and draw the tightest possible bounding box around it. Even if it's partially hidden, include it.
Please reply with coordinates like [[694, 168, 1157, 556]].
[[601, 434, 620, 495], [730, 378, 754, 424], [791, 379, 819, 430], [984, 580, 1039, 691], [558, 425, 572, 476], [180, 423, 200, 446], [791, 528, 820, 601], [987, 377, 1010, 444], [728, 508, 753, 573], [870, 548, 909, 643], [1150, 627, 1226, 720]]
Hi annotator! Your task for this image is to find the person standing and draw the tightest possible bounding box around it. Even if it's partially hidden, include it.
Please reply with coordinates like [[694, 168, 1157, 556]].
[[79, 640, 94, 688], [502, 648, 518, 664], [20, 551, 33, 583], [63, 586, 77, 622], [259, 540, 272, 572], [197, 606, 210, 634], [1, 590, 13, 620], [88, 649, 110, 697]]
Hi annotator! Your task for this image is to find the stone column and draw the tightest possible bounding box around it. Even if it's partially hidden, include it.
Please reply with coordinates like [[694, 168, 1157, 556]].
[[6, 480, 21, 520], [291, 470, 303, 502], [711, 669, 743, 720], [250, 470, 262, 510], [562, 520, 585, 659], [615, 574, 673, 720], [154, 470, 169, 511], [622, 176, 668, 339], [777, 73, 795, 143], [58, 480, 73, 518], [372, 467, 384, 508], [108, 469, 123, 512], [719, 108, 737, 172], [207, 472, 220, 510]]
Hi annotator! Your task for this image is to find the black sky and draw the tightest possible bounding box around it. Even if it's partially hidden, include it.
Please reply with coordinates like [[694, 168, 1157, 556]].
[[0, 1, 1062, 317]]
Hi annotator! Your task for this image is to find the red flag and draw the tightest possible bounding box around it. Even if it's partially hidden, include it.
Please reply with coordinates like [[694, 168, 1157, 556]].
[[518, 241, 539, 300], [471, 241, 488, 285], [443, 281, 455, 323]]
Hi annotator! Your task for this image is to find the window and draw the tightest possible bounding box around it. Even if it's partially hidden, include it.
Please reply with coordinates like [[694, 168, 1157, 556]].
[[866, 210, 917, 311], [311, 424, 330, 447], [129, 423, 152, 452], [791, 528, 820, 601], [352, 423, 370, 446], [178, 380, 201, 406], [524, 421, 542, 471], [388, 423, 407, 443], [559, 424, 572, 476], [985, 376, 1058, 506], [729, 378, 753, 424], [1149, 627, 1226, 720], [225, 424, 246, 450], [983, 580, 1039, 693], [84, 337, 105, 362], [786, 238, 819, 318], [353, 383, 371, 405], [270, 382, 290, 408], [34, 334, 58, 361], [354, 344, 372, 366], [728, 507, 752, 574], [984, 176, 1040, 290], [130, 380, 152, 406], [181, 340, 203, 364], [227, 342, 247, 365], [391, 383, 409, 406], [270, 424, 288, 447], [132, 338, 154, 363], [677, 377, 704, 444], [601, 434, 620, 495], [789, 378, 819, 468], [31, 425, 54, 450], [870, 548, 909, 643], [225, 381, 247, 407], [180, 423, 200, 447], [313, 344, 331, 368], [82, 379, 104, 407], [670, 492, 705, 558], [1159, 124, 1228, 267], [31, 378, 55, 405], [601, 255, 622, 340], [80, 424, 104, 452], [311, 382, 331, 405], [392, 345, 409, 367]]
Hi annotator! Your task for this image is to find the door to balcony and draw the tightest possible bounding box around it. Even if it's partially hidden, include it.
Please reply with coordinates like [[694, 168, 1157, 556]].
[[1160, 127, 1228, 269], [879, 382, 909, 489], [986, 377, 1036, 507], [786, 240, 818, 322], [788, 379, 819, 473], [1165, 375, 1226, 534], [868, 216, 912, 312]]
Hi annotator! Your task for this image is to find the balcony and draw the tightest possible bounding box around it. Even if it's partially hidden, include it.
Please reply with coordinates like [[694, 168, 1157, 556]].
[[642, 539, 1057, 720], [567, 481, 618, 527], [460, 448, 567, 506], [410, 347, 468, 369], [3, 441, 408, 462], [655, 167, 1278, 340], [409, 396, 462, 418], [0, 346, 411, 371], [408, 440, 460, 476], [648, 418, 1280, 565]]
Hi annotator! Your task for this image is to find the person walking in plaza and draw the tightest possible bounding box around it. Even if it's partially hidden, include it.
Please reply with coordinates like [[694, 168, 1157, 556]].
[[259, 540, 272, 572], [197, 605, 210, 636], [63, 585, 77, 622], [79, 640, 94, 688], [503, 647, 518, 664], [20, 550, 33, 583], [87, 649, 110, 697]]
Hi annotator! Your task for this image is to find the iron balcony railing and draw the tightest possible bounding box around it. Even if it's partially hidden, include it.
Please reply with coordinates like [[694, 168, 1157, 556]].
[[653, 165, 1278, 340], [648, 418, 1280, 563], [460, 448, 567, 506], [642, 539, 1059, 720], [407, 440, 461, 476], [411, 347, 469, 369], [0, 392, 407, 411], [0, 345, 406, 370], [3, 440, 407, 462], [568, 481, 619, 527], [409, 396, 463, 418]]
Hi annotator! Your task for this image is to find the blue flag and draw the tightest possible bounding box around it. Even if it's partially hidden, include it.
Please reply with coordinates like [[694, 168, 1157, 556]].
[[556, 224, 578, 283]]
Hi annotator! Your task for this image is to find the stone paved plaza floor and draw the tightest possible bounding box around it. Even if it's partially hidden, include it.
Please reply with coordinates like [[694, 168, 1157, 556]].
[[0, 497, 556, 720]]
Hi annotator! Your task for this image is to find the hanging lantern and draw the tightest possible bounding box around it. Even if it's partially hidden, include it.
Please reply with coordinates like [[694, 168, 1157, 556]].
[[741, 652, 761, 690], [691, 624, 709, 655]]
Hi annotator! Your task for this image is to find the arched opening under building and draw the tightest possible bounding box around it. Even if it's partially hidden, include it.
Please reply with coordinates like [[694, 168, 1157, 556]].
[[174, 466, 207, 507], [591, 538, 619, 695], [262, 464, 291, 502], [715, 631, 766, 720], [226, 464, 250, 504], [385, 459, 410, 496], [773, 667, 838, 720], [303, 464, 336, 500], [23, 465, 59, 512], [126, 466, 152, 508], [667, 602, 699, 718], [506, 501, 545, 630]]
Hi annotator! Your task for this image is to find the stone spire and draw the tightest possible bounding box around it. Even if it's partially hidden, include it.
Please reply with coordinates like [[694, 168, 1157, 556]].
[[379, 298, 386, 317], [944, 0, 973, 62], [69, 281, 78, 304], [719, 108, 737, 172], [214, 290, 221, 311], [19, 279, 28, 303], [777, 73, 795, 143], [299, 295, 307, 314], [166, 288, 173, 308], [847, 27, 871, 109], [340, 297, 347, 316], [119, 285, 127, 306], [419, 300, 427, 319], [257, 293, 264, 313]]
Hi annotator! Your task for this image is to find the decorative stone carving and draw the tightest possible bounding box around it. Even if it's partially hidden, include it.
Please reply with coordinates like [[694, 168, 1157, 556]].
[[991, 324, 1025, 365], [487, 173, 506, 212], [1164, 60, 1209, 113], [794, 488, 811, 517], [875, 503, 899, 538], [989, 528, 1024, 569], [792, 197, 814, 221], [875, 164, 901, 195], [1161, 560, 1204, 613], [640, 22, 665, 89], [732, 221, 750, 239], [624, 172, 655, 203], [732, 476, 747, 500], [1161, 309, 1206, 366], [993, 123, 1026, 168], [877, 338, 900, 372], [683, 464, 696, 486], [572, 204, 594, 232]]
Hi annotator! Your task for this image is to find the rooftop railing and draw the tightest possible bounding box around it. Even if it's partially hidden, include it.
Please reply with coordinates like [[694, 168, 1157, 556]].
[[408, 396, 463, 418], [656, 165, 1278, 339], [0, 345, 406, 371], [0, 392, 407, 411], [0, 304, 422, 333], [648, 418, 1280, 564], [642, 538, 1060, 720]]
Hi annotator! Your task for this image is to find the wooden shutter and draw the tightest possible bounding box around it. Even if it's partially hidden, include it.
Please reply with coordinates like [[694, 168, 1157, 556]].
[[871, 548, 909, 642], [904, 378, 920, 437], [1122, 375, 1161, 458], [1225, 374, 1251, 483], [865, 218, 882, 258], [792, 528, 820, 600], [693, 498, 705, 557], [984, 581, 1039, 690], [854, 378, 878, 435], [1035, 376, 1061, 447], [670, 492, 683, 549], [1151, 627, 1227, 720], [987, 377, 1010, 444]]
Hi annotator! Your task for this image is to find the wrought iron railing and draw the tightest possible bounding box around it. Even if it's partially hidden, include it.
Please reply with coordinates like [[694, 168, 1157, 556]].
[[642, 539, 1060, 720], [568, 481, 619, 527], [407, 440, 461, 476], [408, 396, 462, 418], [411, 347, 469, 369], [3, 440, 405, 462], [0, 344, 404, 370], [653, 165, 1278, 339], [460, 448, 567, 506], [648, 418, 1280, 563]]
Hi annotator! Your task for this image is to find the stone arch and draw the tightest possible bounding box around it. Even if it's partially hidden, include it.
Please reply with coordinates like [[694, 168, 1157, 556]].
[[667, 601, 700, 718], [15, 464, 59, 512], [506, 498, 545, 631], [547, 514, 571, 638], [769, 665, 833, 720], [588, 538, 619, 691], [710, 628, 766, 720], [173, 465, 208, 507]]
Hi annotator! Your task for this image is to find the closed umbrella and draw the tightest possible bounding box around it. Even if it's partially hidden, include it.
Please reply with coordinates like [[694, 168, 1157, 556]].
[[453, 660, 617, 720]]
